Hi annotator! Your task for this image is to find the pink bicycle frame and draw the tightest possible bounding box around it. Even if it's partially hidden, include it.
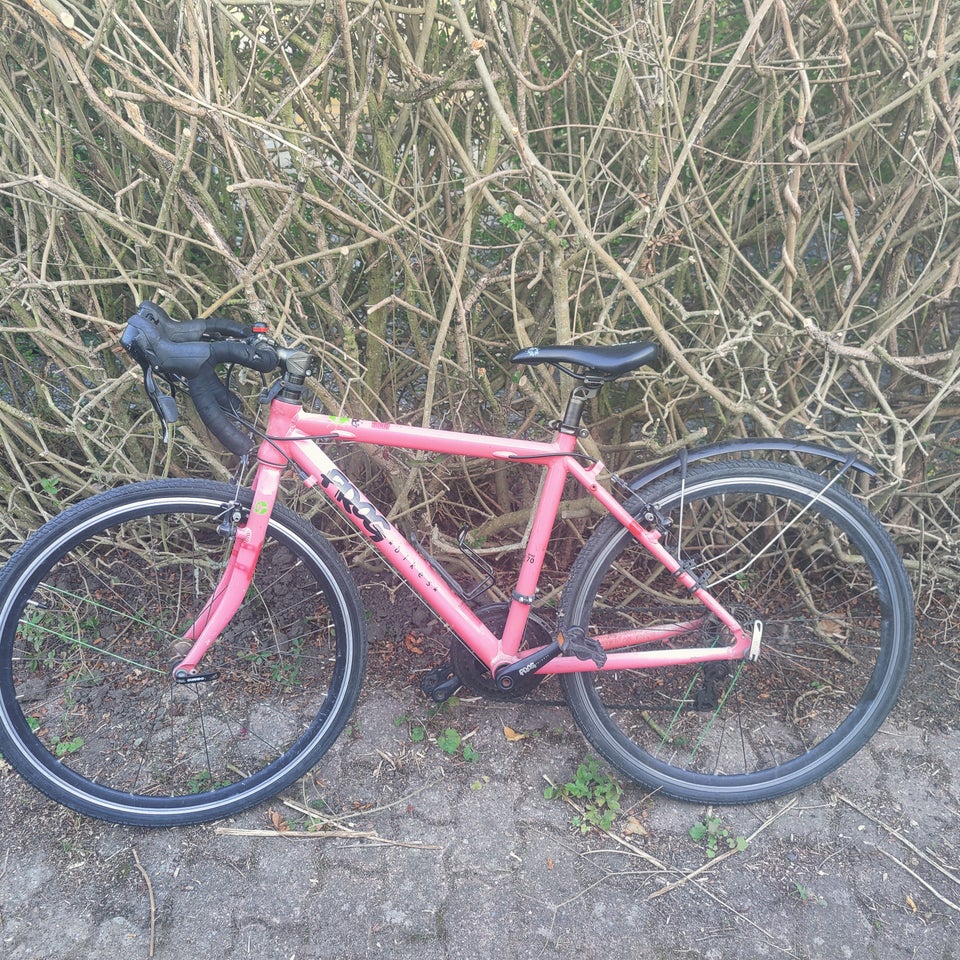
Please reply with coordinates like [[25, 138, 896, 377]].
[[174, 397, 755, 678]]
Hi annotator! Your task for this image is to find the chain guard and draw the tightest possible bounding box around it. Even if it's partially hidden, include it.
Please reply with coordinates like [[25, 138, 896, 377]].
[[450, 603, 553, 701]]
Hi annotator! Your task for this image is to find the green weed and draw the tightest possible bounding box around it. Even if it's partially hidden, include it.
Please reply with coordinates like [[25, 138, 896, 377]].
[[689, 815, 748, 858], [53, 735, 84, 757], [435, 726, 479, 762], [39, 476, 60, 502], [544, 757, 622, 833], [791, 882, 826, 905], [395, 700, 479, 762]]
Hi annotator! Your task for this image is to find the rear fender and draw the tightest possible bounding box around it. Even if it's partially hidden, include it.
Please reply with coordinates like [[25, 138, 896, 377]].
[[626, 439, 875, 494]]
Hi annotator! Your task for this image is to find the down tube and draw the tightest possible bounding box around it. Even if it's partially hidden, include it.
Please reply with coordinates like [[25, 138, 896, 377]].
[[284, 439, 505, 666]]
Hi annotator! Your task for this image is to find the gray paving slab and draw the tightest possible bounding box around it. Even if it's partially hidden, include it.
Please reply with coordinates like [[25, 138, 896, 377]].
[[0, 636, 957, 960]]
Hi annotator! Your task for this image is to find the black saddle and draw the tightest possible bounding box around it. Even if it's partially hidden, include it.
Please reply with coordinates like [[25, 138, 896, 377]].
[[511, 341, 660, 381]]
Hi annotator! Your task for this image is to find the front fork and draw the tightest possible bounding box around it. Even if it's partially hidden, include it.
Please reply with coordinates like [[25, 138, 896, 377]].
[[171, 464, 282, 681]]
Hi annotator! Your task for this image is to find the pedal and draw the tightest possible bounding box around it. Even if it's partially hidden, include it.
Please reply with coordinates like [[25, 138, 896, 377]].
[[557, 626, 607, 668], [173, 670, 221, 684], [420, 662, 462, 702]]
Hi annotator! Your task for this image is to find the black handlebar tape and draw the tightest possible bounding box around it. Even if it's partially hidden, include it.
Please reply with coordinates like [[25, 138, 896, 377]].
[[187, 341, 279, 456], [196, 315, 252, 340], [135, 301, 251, 342], [123, 306, 280, 455], [188, 363, 256, 456], [147, 335, 279, 380], [207, 339, 279, 373]]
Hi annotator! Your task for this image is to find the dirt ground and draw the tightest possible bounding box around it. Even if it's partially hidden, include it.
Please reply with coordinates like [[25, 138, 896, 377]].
[[1, 584, 958, 960]]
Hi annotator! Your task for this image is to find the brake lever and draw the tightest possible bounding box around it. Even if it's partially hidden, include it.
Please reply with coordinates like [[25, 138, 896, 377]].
[[143, 364, 179, 442]]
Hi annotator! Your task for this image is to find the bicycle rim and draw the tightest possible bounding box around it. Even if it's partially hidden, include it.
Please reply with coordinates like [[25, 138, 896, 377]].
[[560, 460, 913, 802], [0, 480, 365, 825]]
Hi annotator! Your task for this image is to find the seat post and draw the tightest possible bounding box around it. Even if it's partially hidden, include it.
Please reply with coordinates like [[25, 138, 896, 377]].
[[558, 377, 603, 435]]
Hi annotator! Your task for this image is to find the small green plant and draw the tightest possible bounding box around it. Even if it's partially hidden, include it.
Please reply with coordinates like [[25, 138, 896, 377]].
[[544, 757, 622, 833], [53, 735, 84, 757], [394, 713, 426, 743], [242, 636, 306, 687], [436, 727, 461, 755], [396, 700, 478, 761], [689, 815, 748, 858], [18, 607, 59, 672], [435, 726, 479, 762], [498, 211, 525, 232], [184, 770, 231, 793], [39, 476, 60, 501], [791, 882, 826, 906], [409, 723, 426, 743], [187, 771, 211, 793]]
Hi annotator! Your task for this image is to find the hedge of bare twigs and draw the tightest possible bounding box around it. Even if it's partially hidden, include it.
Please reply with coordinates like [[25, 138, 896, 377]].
[[1, 0, 958, 610]]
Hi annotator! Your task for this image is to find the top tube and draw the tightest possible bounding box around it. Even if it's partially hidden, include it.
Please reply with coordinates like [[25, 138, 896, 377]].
[[262, 402, 583, 464]]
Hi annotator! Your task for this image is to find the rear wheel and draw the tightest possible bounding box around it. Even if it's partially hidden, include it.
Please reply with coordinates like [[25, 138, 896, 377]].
[[559, 460, 914, 803], [0, 479, 367, 825]]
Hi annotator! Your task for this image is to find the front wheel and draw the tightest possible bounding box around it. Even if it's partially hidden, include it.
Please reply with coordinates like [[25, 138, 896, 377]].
[[559, 460, 914, 804], [0, 479, 367, 826]]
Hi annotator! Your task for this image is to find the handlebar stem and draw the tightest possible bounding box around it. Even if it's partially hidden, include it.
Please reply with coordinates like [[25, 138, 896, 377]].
[[274, 347, 315, 402]]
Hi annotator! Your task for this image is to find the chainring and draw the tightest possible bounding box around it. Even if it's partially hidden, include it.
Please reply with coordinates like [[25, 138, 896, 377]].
[[450, 603, 553, 701]]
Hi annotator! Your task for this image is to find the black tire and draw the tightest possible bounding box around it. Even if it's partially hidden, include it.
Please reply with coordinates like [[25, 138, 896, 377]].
[[559, 460, 914, 803], [0, 479, 367, 826]]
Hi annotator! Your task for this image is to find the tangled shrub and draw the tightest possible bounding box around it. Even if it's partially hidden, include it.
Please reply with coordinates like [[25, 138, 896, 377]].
[[1, 0, 958, 609]]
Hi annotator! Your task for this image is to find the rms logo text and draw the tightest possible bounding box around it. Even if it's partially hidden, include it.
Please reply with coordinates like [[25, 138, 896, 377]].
[[319, 468, 391, 543]]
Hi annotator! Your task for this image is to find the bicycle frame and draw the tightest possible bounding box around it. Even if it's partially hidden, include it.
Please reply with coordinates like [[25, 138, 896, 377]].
[[173, 396, 755, 679]]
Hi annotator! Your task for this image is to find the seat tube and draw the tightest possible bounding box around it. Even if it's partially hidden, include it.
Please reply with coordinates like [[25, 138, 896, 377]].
[[500, 438, 575, 650]]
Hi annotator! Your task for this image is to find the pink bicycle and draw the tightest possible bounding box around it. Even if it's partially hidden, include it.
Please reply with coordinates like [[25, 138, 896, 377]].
[[0, 302, 914, 825]]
